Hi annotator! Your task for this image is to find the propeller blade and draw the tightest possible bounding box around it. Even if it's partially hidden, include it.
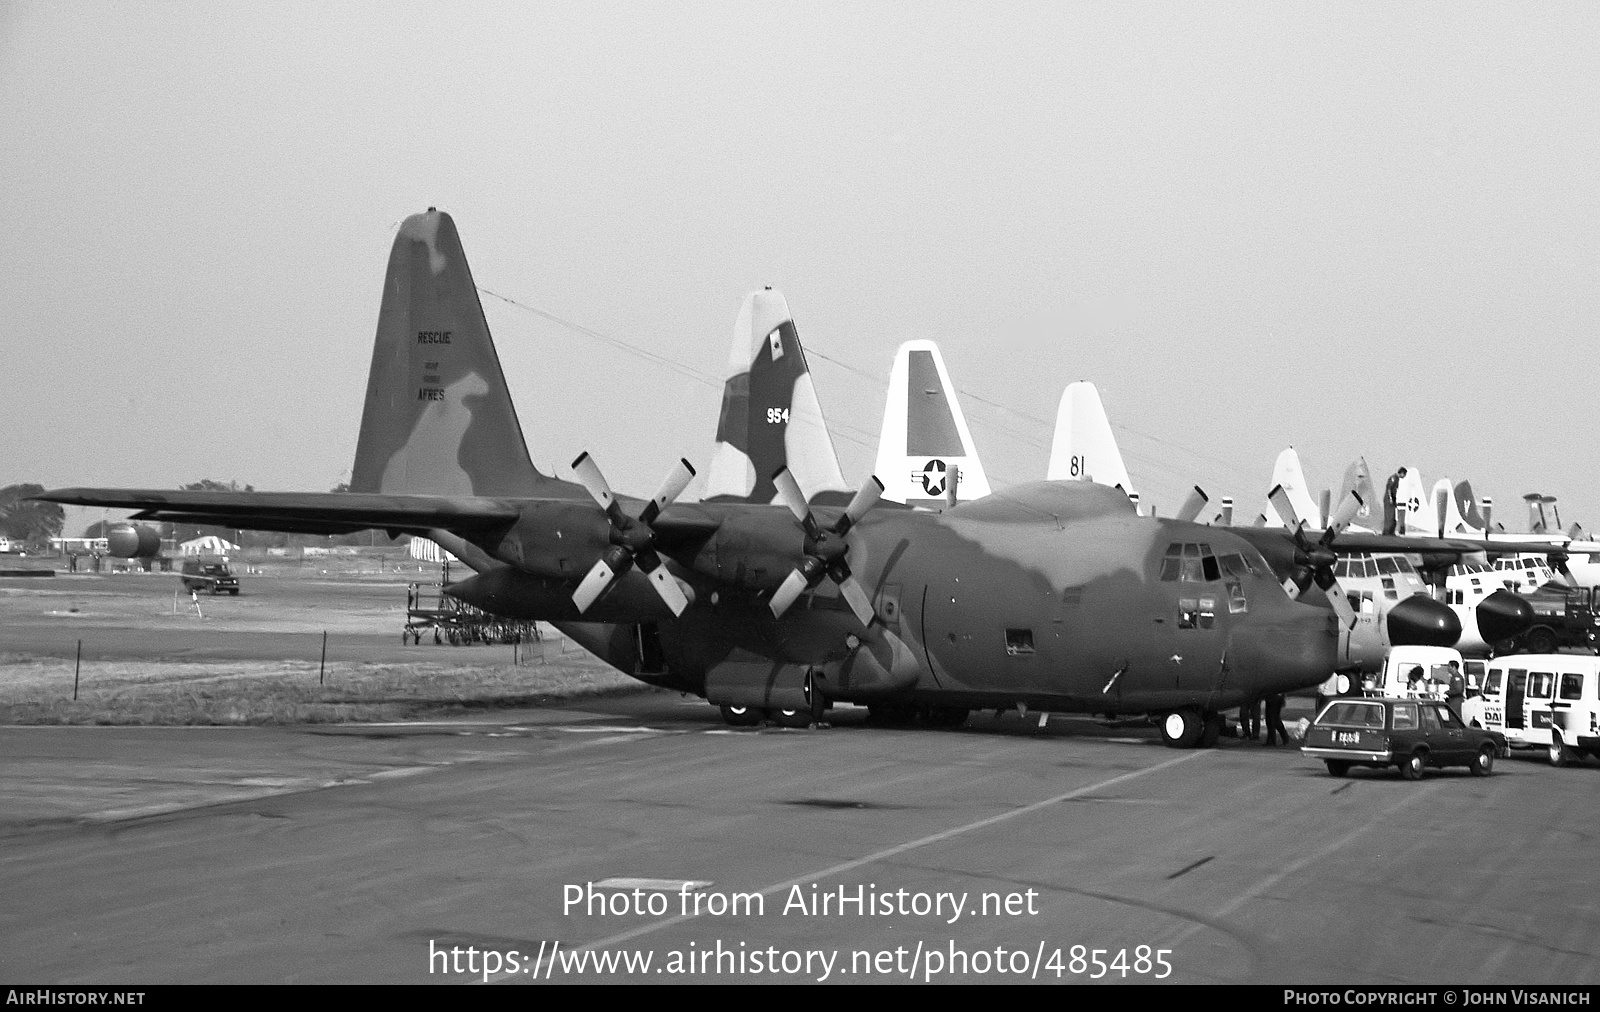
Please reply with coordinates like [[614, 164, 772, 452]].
[[769, 568, 811, 619], [770, 467, 811, 524], [1268, 484, 1301, 530], [571, 452, 618, 515], [836, 575, 876, 627], [1324, 579, 1358, 629], [572, 557, 619, 614], [1176, 486, 1209, 524], [1327, 490, 1364, 535], [643, 564, 690, 617], [640, 457, 696, 524], [840, 476, 885, 532]]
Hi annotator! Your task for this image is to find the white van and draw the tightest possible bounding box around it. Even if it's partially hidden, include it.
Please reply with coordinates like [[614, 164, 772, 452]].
[[1365, 645, 1468, 702], [1467, 655, 1600, 765]]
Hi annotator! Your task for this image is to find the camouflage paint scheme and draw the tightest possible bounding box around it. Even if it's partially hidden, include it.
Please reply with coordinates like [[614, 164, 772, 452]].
[[37, 209, 1531, 739]]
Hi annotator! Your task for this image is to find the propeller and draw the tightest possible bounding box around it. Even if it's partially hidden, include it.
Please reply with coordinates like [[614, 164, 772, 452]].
[[570, 452, 696, 616], [1269, 484, 1364, 629], [1176, 486, 1210, 524], [769, 468, 883, 626]]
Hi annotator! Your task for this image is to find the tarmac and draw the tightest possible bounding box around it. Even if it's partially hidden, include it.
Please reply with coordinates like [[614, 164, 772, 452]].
[[2, 571, 1598, 984]]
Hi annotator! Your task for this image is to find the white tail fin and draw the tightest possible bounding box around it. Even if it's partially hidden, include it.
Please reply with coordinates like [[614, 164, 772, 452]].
[[1396, 468, 1430, 536], [702, 289, 848, 505], [1265, 447, 1321, 529], [1337, 458, 1379, 531], [1046, 381, 1133, 493], [873, 340, 991, 505], [1437, 478, 1480, 535]]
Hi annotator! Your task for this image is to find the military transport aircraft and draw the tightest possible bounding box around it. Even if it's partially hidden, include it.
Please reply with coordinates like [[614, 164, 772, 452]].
[[38, 209, 1540, 747]]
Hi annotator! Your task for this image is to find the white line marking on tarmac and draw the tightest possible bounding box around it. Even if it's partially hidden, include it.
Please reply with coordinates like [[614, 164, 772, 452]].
[[483, 749, 1207, 981], [594, 878, 714, 892]]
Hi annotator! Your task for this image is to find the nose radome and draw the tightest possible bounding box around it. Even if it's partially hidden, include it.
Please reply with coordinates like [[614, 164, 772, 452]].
[[1229, 610, 1339, 697], [1476, 589, 1534, 645], [1387, 595, 1462, 647]]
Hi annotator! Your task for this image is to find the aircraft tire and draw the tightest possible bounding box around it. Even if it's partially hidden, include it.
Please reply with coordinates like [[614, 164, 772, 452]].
[[720, 704, 763, 727], [1526, 627, 1558, 655], [773, 708, 812, 729], [1158, 709, 1203, 749], [1197, 711, 1223, 748], [1470, 745, 1496, 777]]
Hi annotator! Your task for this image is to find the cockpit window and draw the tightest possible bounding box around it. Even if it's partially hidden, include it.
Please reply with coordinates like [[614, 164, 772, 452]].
[[1376, 557, 1397, 575], [1160, 544, 1182, 582]]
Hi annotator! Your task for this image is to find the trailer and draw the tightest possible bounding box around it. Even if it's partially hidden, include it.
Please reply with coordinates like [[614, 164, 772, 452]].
[[404, 582, 540, 646]]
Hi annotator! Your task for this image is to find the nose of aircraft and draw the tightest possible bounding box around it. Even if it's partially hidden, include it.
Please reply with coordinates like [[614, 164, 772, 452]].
[[1476, 589, 1534, 644], [1386, 595, 1462, 647], [1230, 608, 1339, 696]]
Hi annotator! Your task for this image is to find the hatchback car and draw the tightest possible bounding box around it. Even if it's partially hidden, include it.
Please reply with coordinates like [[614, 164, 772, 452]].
[[1301, 697, 1508, 779]]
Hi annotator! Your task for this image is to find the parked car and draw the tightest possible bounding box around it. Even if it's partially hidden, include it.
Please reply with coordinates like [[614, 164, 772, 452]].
[[180, 558, 240, 595], [1301, 697, 1507, 779]]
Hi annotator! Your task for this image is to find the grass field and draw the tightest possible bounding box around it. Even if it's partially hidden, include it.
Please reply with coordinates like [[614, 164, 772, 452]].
[[0, 652, 646, 725], [0, 558, 654, 724]]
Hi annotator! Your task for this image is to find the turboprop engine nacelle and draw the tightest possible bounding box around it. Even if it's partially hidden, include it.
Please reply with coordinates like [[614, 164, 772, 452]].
[[1339, 595, 1463, 672], [106, 523, 161, 558]]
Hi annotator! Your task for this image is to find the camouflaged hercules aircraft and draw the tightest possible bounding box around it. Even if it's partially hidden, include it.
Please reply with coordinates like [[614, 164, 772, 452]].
[[37, 209, 1535, 747]]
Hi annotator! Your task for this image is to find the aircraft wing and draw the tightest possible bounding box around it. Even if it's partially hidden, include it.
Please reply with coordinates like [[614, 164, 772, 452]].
[[34, 487, 525, 537], [1325, 532, 1567, 557]]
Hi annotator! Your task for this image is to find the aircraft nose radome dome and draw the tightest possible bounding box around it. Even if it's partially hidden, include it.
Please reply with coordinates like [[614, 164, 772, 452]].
[[1230, 615, 1338, 696], [1476, 589, 1535, 644], [1387, 596, 1462, 648]]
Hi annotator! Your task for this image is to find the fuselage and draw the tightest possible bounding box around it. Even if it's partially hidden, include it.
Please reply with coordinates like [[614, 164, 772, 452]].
[[450, 480, 1339, 715]]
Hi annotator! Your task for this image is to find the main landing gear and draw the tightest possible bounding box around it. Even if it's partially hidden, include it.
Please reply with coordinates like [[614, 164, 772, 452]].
[[718, 702, 824, 729], [1158, 708, 1223, 749]]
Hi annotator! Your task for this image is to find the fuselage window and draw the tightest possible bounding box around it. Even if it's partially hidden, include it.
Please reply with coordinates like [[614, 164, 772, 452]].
[[1226, 580, 1247, 614], [1181, 543, 1205, 582], [1381, 576, 1397, 600], [1198, 597, 1216, 629], [1178, 598, 1198, 629], [1005, 629, 1035, 656], [1160, 543, 1182, 581]]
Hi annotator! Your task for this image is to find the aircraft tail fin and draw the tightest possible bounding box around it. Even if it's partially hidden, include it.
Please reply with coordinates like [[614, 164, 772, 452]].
[[1046, 381, 1133, 493], [350, 209, 568, 498], [1396, 467, 1431, 536], [873, 340, 991, 505], [702, 289, 849, 505], [1438, 478, 1480, 535], [1454, 480, 1486, 529], [1524, 493, 1555, 533], [1266, 447, 1320, 528], [1337, 457, 1379, 531]]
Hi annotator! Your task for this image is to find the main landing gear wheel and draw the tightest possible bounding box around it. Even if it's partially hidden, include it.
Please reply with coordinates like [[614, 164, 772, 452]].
[[1197, 711, 1223, 748], [1400, 751, 1426, 780], [720, 704, 763, 727], [1471, 745, 1496, 777], [1325, 760, 1351, 777], [1549, 734, 1575, 767], [922, 706, 969, 729], [772, 708, 812, 729], [1158, 709, 1204, 749]]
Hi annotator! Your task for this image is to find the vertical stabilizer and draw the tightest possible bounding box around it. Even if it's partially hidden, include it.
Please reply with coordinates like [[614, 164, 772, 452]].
[[1046, 381, 1133, 493], [873, 341, 991, 505], [350, 209, 569, 498], [1337, 458, 1379, 531], [1396, 468, 1430, 536], [1438, 478, 1479, 536], [1454, 480, 1486, 530], [1265, 447, 1321, 528], [702, 289, 849, 504]]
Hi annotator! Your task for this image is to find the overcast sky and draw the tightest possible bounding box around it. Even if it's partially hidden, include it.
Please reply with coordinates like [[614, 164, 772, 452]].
[[4, 3, 1597, 535]]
